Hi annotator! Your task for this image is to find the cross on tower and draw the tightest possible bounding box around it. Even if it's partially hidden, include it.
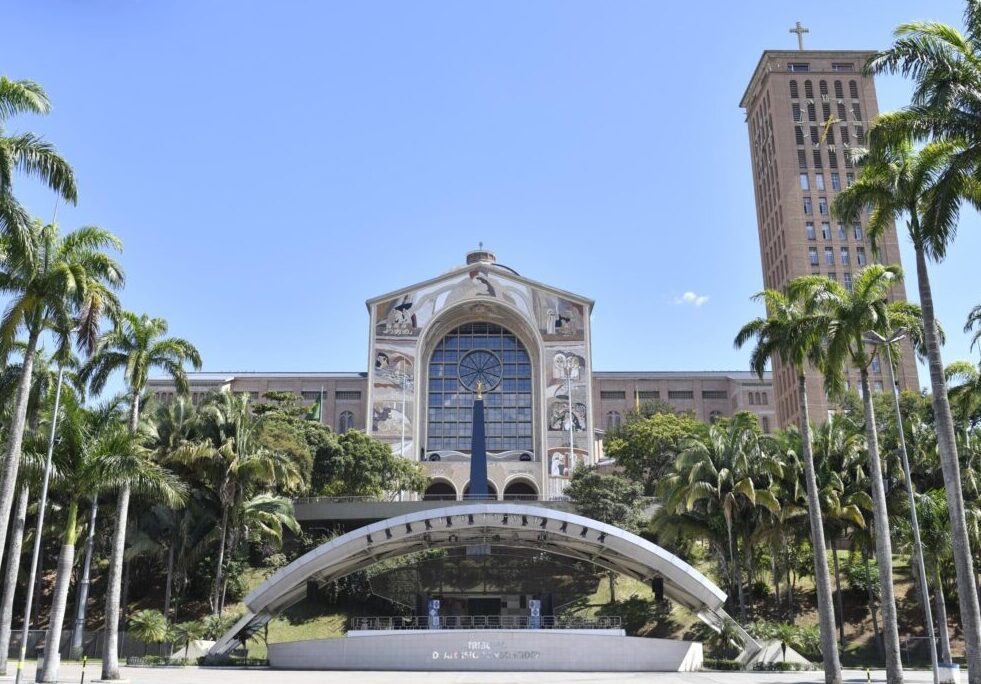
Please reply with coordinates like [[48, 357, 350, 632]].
[[789, 21, 809, 50]]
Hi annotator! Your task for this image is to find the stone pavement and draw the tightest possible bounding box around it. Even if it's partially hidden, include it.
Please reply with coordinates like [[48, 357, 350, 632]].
[[2, 662, 942, 684]]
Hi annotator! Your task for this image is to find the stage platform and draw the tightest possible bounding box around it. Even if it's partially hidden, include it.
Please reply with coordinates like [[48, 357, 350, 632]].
[[268, 629, 704, 672]]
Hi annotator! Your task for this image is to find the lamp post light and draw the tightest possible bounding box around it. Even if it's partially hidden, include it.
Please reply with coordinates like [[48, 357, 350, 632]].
[[865, 329, 941, 684]]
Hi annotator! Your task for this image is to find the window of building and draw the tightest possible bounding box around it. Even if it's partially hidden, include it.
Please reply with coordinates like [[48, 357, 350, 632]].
[[426, 322, 533, 453], [798, 150, 807, 169], [799, 173, 809, 191], [795, 126, 805, 146], [761, 416, 771, 433], [841, 246, 850, 265], [807, 103, 816, 122], [856, 125, 866, 144], [805, 222, 816, 240], [857, 246, 867, 265], [840, 126, 851, 145], [822, 102, 832, 121], [874, 380, 884, 392], [825, 247, 834, 265], [852, 103, 862, 120], [301, 391, 323, 400], [748, 392, 756, 405], [849, 80, 859, 98], [828, 271, 837, 282], [667, 390, 694, 400], [833, 63, 855, 72], [813, 150, 823, 168], [834, 80, 844, 98], [636, 390, 660, 400], [828, 150, 838, 169], [789, 63, 810, 72], [809, 125, 820, 145], [821, 222, 831, 240], [804, 80, 814, 97], [761, 392, 768, 404], [606, 411, 622, 431], [818, 197, 828, 215], [819, 80, 828, 96], [831, 172, 841, 190], [338, 411, 355, 433], [792, 102, 802, 122], [790, 80, 799, 98], [871, 357, 881, 373], [803, 197, 812, 214], [837, 223, 846, 240], [815, 174, 825, 191], [809, 246, 819, 265], [336, 390, 362, 401], [837, 102, 848, 122], [846, 172, 855, 186], [702, 390, 728, 400], [853, 223, 863, 240], [600, 390, 626, 400], [843, 272, 853, 291]]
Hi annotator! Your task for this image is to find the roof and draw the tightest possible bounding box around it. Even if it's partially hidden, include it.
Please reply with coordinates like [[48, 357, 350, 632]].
[[365, 259, 595, 311], [739, 49, 877, 108]]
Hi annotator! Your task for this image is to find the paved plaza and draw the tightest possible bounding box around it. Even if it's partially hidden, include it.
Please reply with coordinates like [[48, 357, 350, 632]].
[[2, 662, 941, 684]]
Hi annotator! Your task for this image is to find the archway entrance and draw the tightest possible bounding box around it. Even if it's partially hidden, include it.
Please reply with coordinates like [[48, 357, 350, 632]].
[[462, 481, 497, 500], [502, 479, 538, 500], [422, 480, 457, 501]]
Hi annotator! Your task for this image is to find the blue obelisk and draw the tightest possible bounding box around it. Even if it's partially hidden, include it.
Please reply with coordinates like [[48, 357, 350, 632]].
[[469, 383, 488, 499]]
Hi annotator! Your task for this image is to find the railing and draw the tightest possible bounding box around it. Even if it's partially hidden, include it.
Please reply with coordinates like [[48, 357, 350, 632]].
[[349, 615, 622, 631], [295, 494, 571, 505]]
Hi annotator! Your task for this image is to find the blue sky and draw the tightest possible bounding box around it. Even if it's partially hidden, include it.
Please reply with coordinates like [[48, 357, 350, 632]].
[[4, 1, 980, 390]]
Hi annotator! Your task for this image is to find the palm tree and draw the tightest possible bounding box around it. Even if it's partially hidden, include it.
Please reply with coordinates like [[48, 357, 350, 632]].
[[657, 413, 779, 624], [170, 620, 205, 661], [813, 414, 871, 646], [834, 135, 981, 680], [967, 305, 981, 354], [80, 312, 200, 681], [0, 221, 122, 578], [816, 263, 927, 682], [127, 610, 169, 657], [172, 391, 300, 614], [0, 76, 77, 251], [735, 278, 843, 684]]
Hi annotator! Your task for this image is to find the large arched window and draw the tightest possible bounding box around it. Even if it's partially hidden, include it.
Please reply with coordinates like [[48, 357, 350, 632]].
[[337, 411, 354, 433], [427, 322, 533, 453]]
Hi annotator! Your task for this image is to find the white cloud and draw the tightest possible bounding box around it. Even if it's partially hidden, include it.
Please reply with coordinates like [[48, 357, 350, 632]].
[[675, 291, 709, 307]]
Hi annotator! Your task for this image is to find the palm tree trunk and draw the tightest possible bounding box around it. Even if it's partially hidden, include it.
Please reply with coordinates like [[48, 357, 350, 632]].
[[726, 517, 747, 624], [932, 564, 952, 664], [0, 483, 29, 675], [797, 372, 842, 684], [787, 564, 794, 621], [865, 549, 882, 654], [914, 243, 981, 683], [69, 496, 98, 659], [830, 538, 846, 646], [101, 483, 130, 681], [163, 538, 175, 620], [0, 328, 40, 573], [212, 505, 229, 616], [119, 559, 130, 629], [859, 369, 903, 684], [37, 500, 78, 683]]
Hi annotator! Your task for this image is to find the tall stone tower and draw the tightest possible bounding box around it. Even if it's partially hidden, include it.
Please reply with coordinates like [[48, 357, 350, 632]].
[[740, 40, 919, 427]]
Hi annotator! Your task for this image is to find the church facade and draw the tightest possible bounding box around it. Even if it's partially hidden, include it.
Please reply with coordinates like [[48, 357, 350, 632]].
[[149, 250, 775, 500]]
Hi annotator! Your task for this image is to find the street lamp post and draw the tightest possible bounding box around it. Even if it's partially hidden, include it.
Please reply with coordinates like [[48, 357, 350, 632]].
[[865, 329, 941, 684], [563, 356, 578, 473]]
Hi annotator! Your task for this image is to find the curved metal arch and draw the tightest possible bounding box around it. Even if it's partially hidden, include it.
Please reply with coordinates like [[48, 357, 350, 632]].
[[210, 503, 743, 657]]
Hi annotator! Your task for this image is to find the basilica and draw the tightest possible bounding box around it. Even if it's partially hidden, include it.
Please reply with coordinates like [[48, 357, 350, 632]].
[[149, 250, 774, 500]]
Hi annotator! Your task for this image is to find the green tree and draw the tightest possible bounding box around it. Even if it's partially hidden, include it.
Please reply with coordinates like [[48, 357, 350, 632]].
[[816, 263, 927, 681], [833, 133, 981, 680], [170, 620, 205, 660], [0, 221, 122, 576], [312, 429, 426, 498], [735, 278, 843, 684], [81, 311, 201, 681], [0, 76, 77, 252], [565, 467, 648, 533], [604, 412, 707, 496], [657, 413, 779, 624], [128, 609, 169, 657]]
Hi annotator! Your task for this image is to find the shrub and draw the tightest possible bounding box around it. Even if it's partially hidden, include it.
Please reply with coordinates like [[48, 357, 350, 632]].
[[703, 658, 742, 671], [845, 552, 880, 598], [748, 620, 821, 660]]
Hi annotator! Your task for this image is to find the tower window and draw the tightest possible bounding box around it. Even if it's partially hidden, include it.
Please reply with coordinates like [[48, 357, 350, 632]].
[[790, 80, 799, 98], [849, 80, 859, 99], [804, 80, 814, 98]]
